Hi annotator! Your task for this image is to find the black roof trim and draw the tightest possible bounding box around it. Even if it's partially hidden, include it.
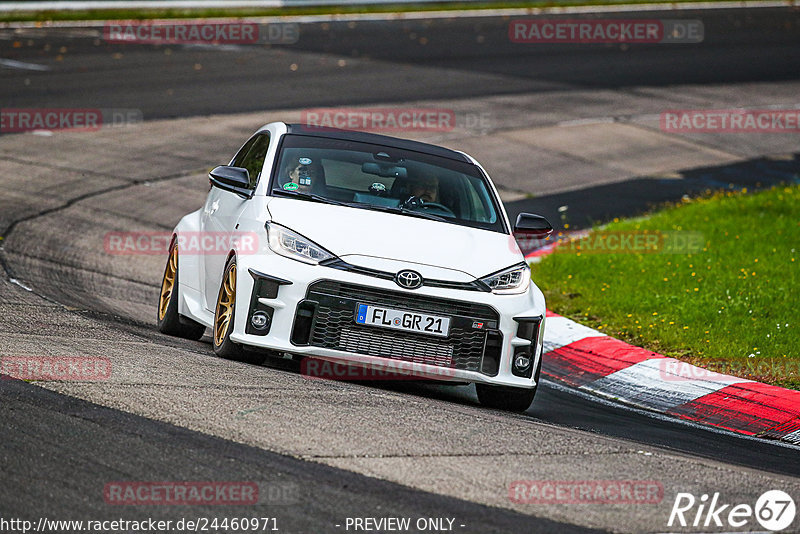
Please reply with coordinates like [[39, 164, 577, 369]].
[[285, 123, 471, 163]]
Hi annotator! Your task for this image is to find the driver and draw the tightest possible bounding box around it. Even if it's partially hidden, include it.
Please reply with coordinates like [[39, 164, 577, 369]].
[[408, 175, 440, 203], [282, 157, 324, 194]]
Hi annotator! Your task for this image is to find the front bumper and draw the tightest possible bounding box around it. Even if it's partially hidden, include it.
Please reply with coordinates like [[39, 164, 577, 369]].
[[229, 254, 546, 388]]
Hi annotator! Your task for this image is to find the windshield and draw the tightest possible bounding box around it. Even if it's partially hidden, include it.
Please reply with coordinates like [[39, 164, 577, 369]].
[[270, 134, 506, 233]]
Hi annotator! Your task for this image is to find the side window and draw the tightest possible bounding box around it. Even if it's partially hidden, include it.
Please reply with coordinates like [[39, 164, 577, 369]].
[[464, 177, 496, 223], [233, 134, 270, 188], [231, 136, 258, 167]]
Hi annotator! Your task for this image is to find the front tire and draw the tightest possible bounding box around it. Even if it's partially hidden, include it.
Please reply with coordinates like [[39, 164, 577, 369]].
[[476, 355, 541, 412], [157, 241, 206, 340], [476, 384, 537, 412], [213, 257, 267, 365]]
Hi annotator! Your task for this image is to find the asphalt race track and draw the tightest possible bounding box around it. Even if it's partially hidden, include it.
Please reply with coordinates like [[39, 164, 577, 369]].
[[2, 9, 800, 119], [1, 6, 800, 533]]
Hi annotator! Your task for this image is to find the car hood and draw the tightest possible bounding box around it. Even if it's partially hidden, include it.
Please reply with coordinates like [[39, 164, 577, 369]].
[[266, 197, 522, 279]]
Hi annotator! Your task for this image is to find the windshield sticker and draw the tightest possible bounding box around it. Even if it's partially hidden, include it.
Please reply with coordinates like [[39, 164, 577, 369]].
[[298, 157, 312, 165], [298, 177, 312, 186], [370, 182, 387, 192], [283, 182, 299, 191]]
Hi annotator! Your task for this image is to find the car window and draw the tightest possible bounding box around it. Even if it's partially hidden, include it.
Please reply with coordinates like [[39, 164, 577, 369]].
[[464, 177, 494, 222], [231, 136, 258, 167], [233, 133, 270, 188], [271, 134, 504, 233], [321, 159, 399, 191]]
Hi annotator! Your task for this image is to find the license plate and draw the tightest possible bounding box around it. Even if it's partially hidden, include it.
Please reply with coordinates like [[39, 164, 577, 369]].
[[355, 304, 450, 338]]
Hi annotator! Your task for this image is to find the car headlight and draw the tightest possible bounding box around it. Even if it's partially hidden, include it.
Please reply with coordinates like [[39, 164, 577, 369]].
[[266, 222, 335, 265], [480, 263, 531, 294]]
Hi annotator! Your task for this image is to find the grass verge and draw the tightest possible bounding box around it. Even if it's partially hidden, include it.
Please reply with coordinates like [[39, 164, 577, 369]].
[[532, 184, 800, 389], [1, 0, 748, 23]]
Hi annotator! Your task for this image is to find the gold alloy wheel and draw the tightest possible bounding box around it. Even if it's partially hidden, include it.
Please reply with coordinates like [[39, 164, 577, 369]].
[[158, 245, 177, 321], [214, 263, 237, 347]]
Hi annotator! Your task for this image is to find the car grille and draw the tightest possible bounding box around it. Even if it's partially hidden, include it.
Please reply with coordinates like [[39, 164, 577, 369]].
[[294, 280, 501, 373]]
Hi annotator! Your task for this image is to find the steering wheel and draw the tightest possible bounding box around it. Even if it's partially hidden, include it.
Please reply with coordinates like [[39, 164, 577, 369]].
[[402, 196, 455, 217], [418, 201, 455, 217]]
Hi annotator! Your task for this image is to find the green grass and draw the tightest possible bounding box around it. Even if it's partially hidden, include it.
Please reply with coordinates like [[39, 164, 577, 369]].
[[532, 184, 800, 389], [0, 0, 743, 23]]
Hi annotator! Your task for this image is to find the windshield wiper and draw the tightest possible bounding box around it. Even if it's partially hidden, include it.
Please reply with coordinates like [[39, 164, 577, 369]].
[[272, 189, 446, 221], [364, 204, 447, 222], [271, 188, 352, 207]]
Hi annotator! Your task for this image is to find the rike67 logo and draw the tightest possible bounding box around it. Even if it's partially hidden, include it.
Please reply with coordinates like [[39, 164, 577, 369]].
[[669, 490, 795, 531]]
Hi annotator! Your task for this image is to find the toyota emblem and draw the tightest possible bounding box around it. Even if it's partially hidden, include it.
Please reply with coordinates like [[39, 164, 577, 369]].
[[395, 270, 423, 290]]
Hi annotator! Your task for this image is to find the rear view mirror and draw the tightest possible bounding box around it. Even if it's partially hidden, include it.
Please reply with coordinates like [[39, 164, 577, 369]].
[[362, 162, 408, 179], [209, 166, 253, 199], [514, 213, 553, 236]]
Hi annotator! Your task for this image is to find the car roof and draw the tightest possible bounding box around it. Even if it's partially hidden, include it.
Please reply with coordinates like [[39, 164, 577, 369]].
[[284, 123, 472, 163]]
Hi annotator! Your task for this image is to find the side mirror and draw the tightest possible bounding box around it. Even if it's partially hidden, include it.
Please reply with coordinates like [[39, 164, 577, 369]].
[[209, 166, 253, 199], [514, 213, 553, 236]]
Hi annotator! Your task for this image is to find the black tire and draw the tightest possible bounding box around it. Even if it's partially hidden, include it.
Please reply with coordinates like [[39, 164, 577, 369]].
[[212, 256, 267, 365], [157, 241, 206, 340], [475, 354, 542, 412], [476, 384, 537, 412]]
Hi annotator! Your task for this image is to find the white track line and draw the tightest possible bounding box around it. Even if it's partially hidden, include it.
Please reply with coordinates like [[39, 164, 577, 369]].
[[0, 58, 51, 71]]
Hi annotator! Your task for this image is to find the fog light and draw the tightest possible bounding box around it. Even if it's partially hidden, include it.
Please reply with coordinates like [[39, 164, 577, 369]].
[[513, 353, 532, 373], [250, 311, 270, 330]]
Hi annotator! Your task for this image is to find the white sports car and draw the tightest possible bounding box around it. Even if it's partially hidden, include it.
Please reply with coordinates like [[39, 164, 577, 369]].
[[157, 122, 552, 411]]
